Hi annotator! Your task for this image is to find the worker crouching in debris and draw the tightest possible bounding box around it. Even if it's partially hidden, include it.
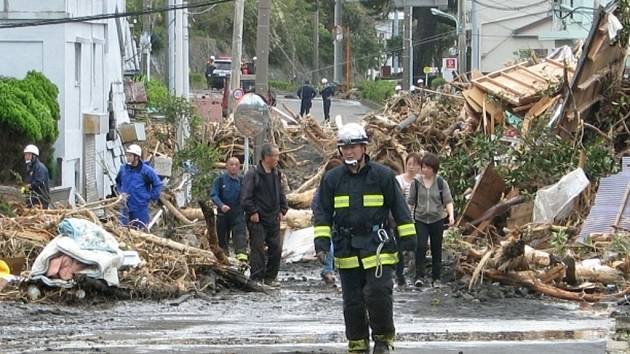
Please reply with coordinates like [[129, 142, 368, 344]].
[[23, 144, 50, 209], [407, 152, 455, 288], [241, 143, 288, 287], [210, 157, 248, 268], [116, 144, 162, 230], [313, 123, 417, 354]]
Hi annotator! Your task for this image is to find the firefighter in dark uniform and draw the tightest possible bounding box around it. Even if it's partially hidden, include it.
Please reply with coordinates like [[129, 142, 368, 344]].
[[313, 123, 417, 354]]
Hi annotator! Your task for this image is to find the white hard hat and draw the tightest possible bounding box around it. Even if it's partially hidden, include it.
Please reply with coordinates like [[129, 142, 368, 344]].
[[321, 78, 328, 84], [126, 144, 142, 157], [417, 78, 424, 84], [210, 55, 215, 61], [23, 144, 39, 156], [395, 85, 402, 91], [337, 123, 368, 147]]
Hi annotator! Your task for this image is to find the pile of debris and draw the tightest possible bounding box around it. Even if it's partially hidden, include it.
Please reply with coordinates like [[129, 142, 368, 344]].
[[284, 2, 630, 302], [0, 196, 268, 303]]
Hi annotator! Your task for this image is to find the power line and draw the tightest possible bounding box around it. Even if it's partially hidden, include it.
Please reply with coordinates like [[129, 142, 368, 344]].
[[0, 0, 233, 30]]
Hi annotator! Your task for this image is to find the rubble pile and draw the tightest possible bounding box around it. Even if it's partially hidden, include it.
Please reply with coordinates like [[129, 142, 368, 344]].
[[0, 197, 266, 302]]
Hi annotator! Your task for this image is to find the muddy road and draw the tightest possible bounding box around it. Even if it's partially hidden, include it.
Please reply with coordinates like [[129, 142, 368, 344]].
[[0, 263, 616, 354]]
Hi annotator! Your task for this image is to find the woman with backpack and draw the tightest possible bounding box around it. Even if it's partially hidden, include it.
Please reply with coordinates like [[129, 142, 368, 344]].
[[407, 153, 455, 287]]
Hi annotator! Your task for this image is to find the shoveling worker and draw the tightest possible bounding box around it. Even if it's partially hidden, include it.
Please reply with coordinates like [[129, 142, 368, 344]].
[[313, 123, 417, 354], [115, 144, 162, 230], [23, 144, 50, 209], [210, 156, 248, 267]]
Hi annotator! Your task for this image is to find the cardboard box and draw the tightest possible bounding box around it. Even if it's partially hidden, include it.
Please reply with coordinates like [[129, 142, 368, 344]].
[[153, 155, 173, 177], [119, 122, 146, 143]]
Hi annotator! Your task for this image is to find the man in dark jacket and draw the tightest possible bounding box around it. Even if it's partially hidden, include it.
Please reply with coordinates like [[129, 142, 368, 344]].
[[313, 123, 417, 354], [23, 144, 50, 209], [297, 80, 317, 117], [241, 143, 288, 287], [210, 157, 247, 265], [319, 78, 335, 124], [116, 144, 162, 230]]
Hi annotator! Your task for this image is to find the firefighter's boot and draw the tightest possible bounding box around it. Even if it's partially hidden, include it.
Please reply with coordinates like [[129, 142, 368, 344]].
[[347, 338, 369, 353]]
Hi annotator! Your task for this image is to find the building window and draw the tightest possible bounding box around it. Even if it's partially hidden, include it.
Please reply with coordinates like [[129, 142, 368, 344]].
[[75, 42, 81, 86]]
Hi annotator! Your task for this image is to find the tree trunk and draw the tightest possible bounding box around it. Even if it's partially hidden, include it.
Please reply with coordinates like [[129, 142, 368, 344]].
[[198, 200, 229, 265]]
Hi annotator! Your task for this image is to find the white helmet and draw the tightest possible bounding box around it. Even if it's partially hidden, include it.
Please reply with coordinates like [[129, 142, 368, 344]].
[[321, 78, 328, 85], [395, 85, 402, 92], [23, 144, 39, 156], [336, 123, 368, 147], [126, 144, 142, 157], [210, 55, 215, 61], [417, 78, 424, 84]]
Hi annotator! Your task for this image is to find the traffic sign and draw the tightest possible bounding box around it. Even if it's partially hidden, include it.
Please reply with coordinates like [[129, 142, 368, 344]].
[[232, 88, 245, 101], [423, 66, 432, 74]]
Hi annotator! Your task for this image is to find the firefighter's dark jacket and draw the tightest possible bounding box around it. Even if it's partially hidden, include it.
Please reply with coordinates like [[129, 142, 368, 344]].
[[313, 157, 417, 269]]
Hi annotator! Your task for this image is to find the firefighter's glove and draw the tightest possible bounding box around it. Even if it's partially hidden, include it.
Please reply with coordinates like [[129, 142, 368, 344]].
[[399, 236, 417, 253], [316, 251, 328, 265]]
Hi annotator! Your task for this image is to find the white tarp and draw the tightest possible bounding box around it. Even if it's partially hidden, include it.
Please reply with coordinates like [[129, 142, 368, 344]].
[[30, 219, 126, 288], [533, 168, 590, 223], [282, 227, 316, 263]]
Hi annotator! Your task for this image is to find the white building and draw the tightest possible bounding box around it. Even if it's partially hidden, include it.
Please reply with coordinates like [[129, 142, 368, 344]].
[[0, 0, 138, 203], [474, 0, 609, 72]]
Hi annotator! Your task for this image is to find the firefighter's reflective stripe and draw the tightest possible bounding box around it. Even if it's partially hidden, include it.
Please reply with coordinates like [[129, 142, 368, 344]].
[[314, 225, 332, 238], [334, 195, 350, 208], [236, 253, 249, 261], [363, 194, 384, 207], [361, 252, 399, 269], [397, 223, 416, 237], [335, 256, 360, 269]]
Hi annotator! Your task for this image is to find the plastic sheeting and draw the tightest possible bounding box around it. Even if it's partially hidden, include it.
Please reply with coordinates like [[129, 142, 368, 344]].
[[30, 219, 126, 288], [533, 168, 590, 224]]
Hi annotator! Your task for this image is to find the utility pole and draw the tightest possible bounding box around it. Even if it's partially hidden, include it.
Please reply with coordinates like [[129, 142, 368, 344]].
[[183, 1, 189, 97], [168, 0, 175, 93], [471, 0, 480, 71], [229, 0, 245, 111], [457, 0, 467, 76], [312, 0, 320, 84], [333, 0, 343, 84], [142, 0, 151, 80], [254, 0, 271, 163], [402, 6, 411, 90]]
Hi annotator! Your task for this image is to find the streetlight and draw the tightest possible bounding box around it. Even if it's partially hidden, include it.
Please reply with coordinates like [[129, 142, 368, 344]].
[[430, 8, 466, 76], [430, 8, 459, 32]]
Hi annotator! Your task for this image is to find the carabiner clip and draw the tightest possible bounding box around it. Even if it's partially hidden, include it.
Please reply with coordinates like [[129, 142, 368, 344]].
[[377, 229, 389, 243]]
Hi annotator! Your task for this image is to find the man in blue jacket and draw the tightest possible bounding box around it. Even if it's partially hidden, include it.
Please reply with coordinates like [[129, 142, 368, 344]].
[[210, 157, 247, 265], [116, 144, 162, 230]]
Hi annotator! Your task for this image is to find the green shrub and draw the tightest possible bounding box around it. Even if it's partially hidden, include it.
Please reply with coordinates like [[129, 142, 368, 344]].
[[431, 77, 446, 90], [270, 79, 297, 92], [145, 79, 169, 111], [189, 72, 206, 90], [0, 71, 59, 183], [358, 80, 396, 104]]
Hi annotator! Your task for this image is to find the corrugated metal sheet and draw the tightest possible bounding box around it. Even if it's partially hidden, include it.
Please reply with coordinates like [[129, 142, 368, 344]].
[[578, 157, 630, 242]]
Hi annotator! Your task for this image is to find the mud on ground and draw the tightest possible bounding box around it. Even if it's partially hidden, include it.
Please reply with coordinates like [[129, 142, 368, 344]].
[[0, 262, 615, 354]]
